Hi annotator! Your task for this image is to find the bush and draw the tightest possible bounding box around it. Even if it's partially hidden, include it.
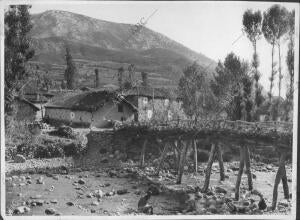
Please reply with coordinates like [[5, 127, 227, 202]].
[[34, 144, 65, 158], [48, 125, 76, 139], [222, 152, 233, 162], [197, 150, 210, 162], [63, 142, 85, 157], [16, 143, 37, 159]]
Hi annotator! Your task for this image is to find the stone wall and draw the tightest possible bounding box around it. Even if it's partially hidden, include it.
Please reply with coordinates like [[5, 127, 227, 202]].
[[78, 129, 162, 167]]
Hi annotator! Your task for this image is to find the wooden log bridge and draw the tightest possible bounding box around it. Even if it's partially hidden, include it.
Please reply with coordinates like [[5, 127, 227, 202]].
[[114, 119, 293, 209]]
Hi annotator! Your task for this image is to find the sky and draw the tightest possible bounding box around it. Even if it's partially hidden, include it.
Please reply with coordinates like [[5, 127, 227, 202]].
[[27, 1, 299, 97]]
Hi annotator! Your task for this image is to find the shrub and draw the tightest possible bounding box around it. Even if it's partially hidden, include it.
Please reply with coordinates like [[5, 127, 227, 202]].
[[197, 150, 210, 162], [222, 152, 233, 162], [63, 142, 85, 157], [34, 144, 65, 158], [48, 125, 76, 139]]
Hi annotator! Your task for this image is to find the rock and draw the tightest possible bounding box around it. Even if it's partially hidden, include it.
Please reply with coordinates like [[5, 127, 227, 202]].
[[215, 186, 227, 194], [25, 176, 31, 180], [117, 189, 128, 195], [288, 178, 292, 182], [66, 201, 74, 206], [208, 204, 217, 213], [266, 165, 272, 170], [30, 195, 42, 200], [148, 185, 160, 195], [252, 173, 257, 179], [94, 189, 104, 198], [36, 177, 44, 184], [108, 170, 117, 177], [243, 201, 250, 206], [91, 209, 96, 213], [27, 180, 32, 184], [35, 200, 44, 206], [31, 202, 37, 207], [14, 206, 30, 214], [135, 190, 142, 195], [101, 158, 109, 163], [14, 154, 26, 163], [50, 200, 58, 204], [45, 208, 56, 215], [87, 193, 93, 198], [104, 183, 111, 187], [17, 193, 22, 197], [78, 179, 86, 185], [91, 201, 99, 206], [278, 201, 289, 207]]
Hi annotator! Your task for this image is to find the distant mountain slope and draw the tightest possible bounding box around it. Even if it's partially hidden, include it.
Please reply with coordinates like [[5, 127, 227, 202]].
[[30, 10, 216, 78]]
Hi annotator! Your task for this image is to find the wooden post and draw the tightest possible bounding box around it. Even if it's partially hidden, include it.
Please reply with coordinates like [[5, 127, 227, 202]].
[[172, 140, 181, 172], [235, 145, 245, 200], [281, 165, 290, 199], [216, 143, 225, 181], [140, 139, 148, 167], [244, 145, 253, 191], [155, 142, 169, 176], [272, 152, 287, 210], [202, 143, 216, 192], [194, 139, 198, 174], [176, 140, 189, 184]]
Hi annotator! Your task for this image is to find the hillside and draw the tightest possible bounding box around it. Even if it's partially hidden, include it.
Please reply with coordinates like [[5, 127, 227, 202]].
[[29, 10, 216, 88]]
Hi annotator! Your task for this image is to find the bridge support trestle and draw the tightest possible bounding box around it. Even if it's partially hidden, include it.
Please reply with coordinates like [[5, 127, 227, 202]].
[[176, 140, 190, 184], [272, 151, 289, 210], [139, 139, 148, 167]]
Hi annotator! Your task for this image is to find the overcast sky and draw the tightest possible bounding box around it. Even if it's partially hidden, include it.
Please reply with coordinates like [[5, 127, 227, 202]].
[[28, 1, 299, 97]]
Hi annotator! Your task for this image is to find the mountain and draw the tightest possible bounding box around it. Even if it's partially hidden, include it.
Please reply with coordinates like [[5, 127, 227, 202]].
[[29, 10, 216, 87]]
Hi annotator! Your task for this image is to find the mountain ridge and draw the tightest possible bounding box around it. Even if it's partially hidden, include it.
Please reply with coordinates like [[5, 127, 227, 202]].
[[29, 10, 217, 88]]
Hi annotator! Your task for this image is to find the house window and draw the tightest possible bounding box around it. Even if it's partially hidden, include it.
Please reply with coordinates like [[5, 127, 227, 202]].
[[118, 104, 123, 112]]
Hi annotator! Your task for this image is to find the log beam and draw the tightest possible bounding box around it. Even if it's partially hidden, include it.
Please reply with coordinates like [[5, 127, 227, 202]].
[[235, 145, 245, 200], [216, 143, 225, 181], [155, 142, 169, 176], [272, 151, 288, 210], [176, 140, 190, 184], [244, 145, 253, 191], [139, 139, 148, 167], [202, 143, 216, 192], [194, 139, 198, 174]]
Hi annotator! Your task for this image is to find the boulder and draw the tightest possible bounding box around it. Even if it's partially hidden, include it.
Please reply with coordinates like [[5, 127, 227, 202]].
[[45, 208, 56, 215], [215, 186, 227, 194], [13, 206, 30, 214], [117, 189, 128, 195], [14, 154, 26, 163]]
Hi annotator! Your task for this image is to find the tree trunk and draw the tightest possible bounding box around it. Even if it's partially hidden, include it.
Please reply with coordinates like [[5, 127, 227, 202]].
[[235, 145, 245, 200], [269, 43, 275, 103], [244, 145, 253, 190], [202, 143, 216, 192], [278, 43, 282, 98]]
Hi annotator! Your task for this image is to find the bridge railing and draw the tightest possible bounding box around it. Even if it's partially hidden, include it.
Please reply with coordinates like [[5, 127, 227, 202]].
[[117, 119, 293, 134]]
